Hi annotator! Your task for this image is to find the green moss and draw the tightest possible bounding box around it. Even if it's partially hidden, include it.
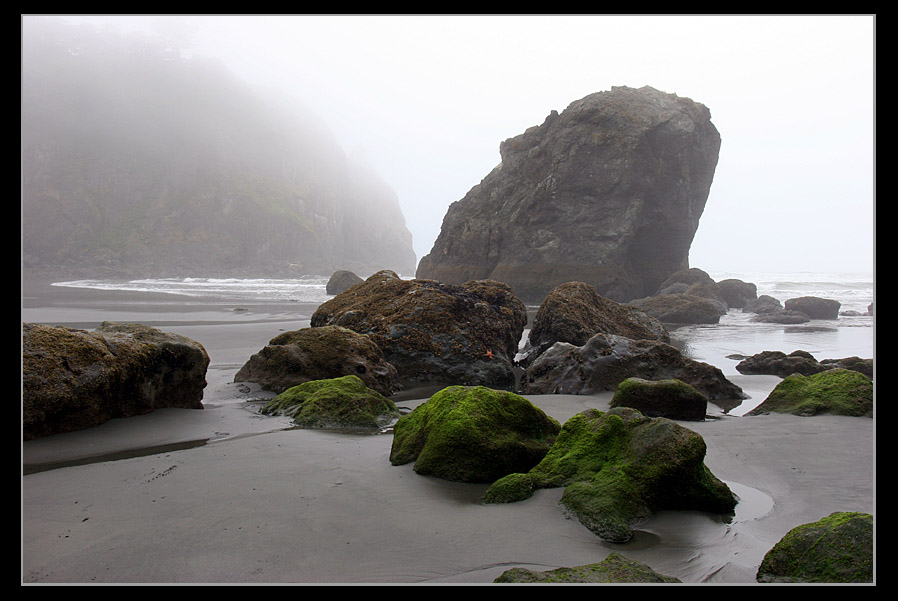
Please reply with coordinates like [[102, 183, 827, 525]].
[[751, 369, 873, 417], [262, 375, 398, 429], [389, 385, 561, 483], [757, 512, 873, 583], [482, 407, 736, 542], [494, 552, 681, 583]]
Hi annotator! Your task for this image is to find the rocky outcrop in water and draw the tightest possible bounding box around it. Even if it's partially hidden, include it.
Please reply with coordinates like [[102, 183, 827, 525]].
[[522, 332, 745, 401], [416, 86, 721, 303], [520, 281, 669, 366], [310, 270, 527, 389], [735, 350, 873, 379], [22, 322, 209, 440]]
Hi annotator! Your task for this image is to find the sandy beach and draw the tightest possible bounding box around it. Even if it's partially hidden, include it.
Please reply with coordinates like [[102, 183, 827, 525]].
[[21, 279, 875, 585]]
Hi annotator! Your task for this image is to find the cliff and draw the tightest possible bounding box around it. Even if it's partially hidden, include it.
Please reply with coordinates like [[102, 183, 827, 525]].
[[21, 18, 416, 278], [416, 86, 720, 303]]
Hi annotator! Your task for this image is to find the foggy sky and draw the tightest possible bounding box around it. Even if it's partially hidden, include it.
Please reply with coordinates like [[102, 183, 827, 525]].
[[29, 14, 875, 276]]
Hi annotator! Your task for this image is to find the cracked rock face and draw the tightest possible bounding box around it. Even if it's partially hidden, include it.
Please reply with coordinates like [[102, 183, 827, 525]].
[[417, 86, 721, 303]]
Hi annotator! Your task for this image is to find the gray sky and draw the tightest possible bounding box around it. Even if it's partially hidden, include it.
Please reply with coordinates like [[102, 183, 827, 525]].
[[39, 14, 875, 275]]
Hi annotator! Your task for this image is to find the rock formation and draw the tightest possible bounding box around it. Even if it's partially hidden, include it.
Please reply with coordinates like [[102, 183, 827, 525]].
[[416, 86, 721, 303], [260, 375, 400, 430], [495, 553, 680, 583], [389, 385, 561, 483], [23, 322, 209, 439], [520, 281, 669, 365], [234, 325, 400, 395], [311, 270, 527, 388], [522, 332, 745, 401], [756, 512, 873, 583], [748, 369, 873, 417], [482, 407, 737, 543], [609, 377, 708, 421]]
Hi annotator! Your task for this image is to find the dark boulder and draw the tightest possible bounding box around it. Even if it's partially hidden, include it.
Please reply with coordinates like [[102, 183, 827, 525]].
[[23, 322, 209, 440], [522, 332, 745, 401], [234, 325, 400, 395], [325, 270, 364, 295], [610, 377, 708, 421], [482, 407, 737, 543], [756, 512, 873, 583], [743, 294, 783, 314], [627, 293, 723, 325], [750, 309, 810, 324], [784, 296, 841, 320], [521, 281, 669, 365], [311, 270, 527, 389], [416, 86, 721, 304], [736, 350, 873, 379], [717, 278, 758, 308]]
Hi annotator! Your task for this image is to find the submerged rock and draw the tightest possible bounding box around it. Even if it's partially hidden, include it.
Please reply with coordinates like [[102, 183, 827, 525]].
[[756, 512, 873, 583], [234, 325, 400, 395], [261, 375, 399, 430], [736, 350, 873, 379], [716, 278, 758, 308], [522, 332, 745, 402], [389, 385, 561, 483], [748, 368, 873, 417], [743, 294, 783, 314], [325, 269, 364, 295], [23, 322, 209, 440], [311, 270, 527, 389], [482, 407, 737, 543], [416, 86, 721, 303], [610, 377, 708, 421], [784, 296, 841, 320], [495, 552, 680, 583], [521, 281, 669, 366]]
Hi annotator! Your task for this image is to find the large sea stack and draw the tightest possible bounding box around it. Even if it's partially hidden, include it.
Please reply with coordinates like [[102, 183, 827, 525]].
[[416, 86, 721, 303]]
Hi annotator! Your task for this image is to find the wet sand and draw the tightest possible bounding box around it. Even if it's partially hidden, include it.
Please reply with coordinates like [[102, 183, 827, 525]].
[[21, 279, 875, 584]]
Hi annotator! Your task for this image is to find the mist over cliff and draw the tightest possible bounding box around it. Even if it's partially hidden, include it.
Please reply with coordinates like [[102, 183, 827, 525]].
[[21, 18, 416, 278]]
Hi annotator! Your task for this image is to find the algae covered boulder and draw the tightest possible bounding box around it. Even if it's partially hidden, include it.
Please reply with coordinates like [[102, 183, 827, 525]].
[[482, 407, 736, 543], [234, 325, 400, 395], [495, 552, 680, 583], [756, 512, 873, 583], [389, 385, 561, 483], [748, 368, 873, 417], [261, 375, 400, 430], [610, 377, 708, 421]]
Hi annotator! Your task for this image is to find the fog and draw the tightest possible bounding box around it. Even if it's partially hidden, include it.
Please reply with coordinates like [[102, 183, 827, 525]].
[[29, 14, 875, 276]]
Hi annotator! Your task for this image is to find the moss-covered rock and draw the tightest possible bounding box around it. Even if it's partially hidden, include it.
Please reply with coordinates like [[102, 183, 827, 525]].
[[756, 512, 873, 583], [494, 552, 681, 583], [389, 385, 561, 483], [261, 375, 399, 430], [610, 377, 708, 421], [748, 368, 873, 418], [483, 407, 737, 543], [235, 325, 400, 395]]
